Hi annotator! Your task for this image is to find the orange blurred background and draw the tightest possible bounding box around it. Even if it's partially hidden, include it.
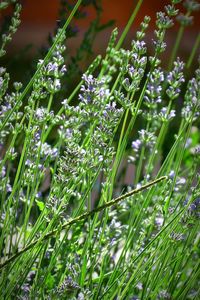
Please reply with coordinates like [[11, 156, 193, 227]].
[[2, 0, 199, 52]]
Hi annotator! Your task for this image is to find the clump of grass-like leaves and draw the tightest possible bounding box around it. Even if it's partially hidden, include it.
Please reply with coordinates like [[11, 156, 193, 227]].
[[0, 0, 200, 299]]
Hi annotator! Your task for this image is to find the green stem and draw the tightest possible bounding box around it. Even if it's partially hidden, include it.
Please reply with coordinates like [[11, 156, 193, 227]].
[[163, 115, 193, 214], [135, 146, 145, 185], [43, 55, 101, 142], [0, 0, 82, 132], [0, 100, 35, 254], [135, 121, 150, 185], [0, 176, 167, 270], [101, 205, 185, 298], [115, 0, 144, 50], [22, 93, 54, 242], [146, 100, 173, 176], [168, 26, 184, 71], [0, 116, 26, 169], [186, 33, 200, 69], [99, 0, 143, 77]]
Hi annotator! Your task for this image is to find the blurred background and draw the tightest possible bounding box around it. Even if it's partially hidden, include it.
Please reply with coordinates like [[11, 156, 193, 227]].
[[1, 0, 200, 78], [2, 1, 200, 48]]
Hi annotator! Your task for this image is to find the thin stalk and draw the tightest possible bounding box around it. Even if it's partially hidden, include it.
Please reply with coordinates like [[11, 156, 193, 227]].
[[115, 0, 144, 51], [0, 176, 167, 270], [117, 105, 130, 152], [30, 242, 49, 295], [186, 33, 200, 69], [0, 100, 36, 254], [21, 93, 54, 243], [0, 162, 11, 217], [42, 55, 102, 141], [175, 263, 200, 299], [102, 59, 163, 287], [101, 205, 186, 298], [146, 100, 173, 176], [167, 11, 190, 72], [120, 245, 172, 299], [99, 0, 144, 76], [0, 0, 82, 132], [134, 121, 150, 185], [164, 112, 194, 214], [109, 54, 160, 196], [106, 115, 189, 287], [0, 115, 26, 169]]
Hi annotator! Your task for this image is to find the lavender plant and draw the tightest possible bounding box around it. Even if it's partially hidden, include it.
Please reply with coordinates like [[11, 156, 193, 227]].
[[0, 0, 200, 299]]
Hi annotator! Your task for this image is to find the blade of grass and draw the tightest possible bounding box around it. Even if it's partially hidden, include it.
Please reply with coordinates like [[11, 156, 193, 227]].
[[0, 176, 167, 270]]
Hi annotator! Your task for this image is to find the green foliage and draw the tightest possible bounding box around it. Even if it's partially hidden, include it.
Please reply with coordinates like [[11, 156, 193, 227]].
[[0, 0, 200, 299]]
